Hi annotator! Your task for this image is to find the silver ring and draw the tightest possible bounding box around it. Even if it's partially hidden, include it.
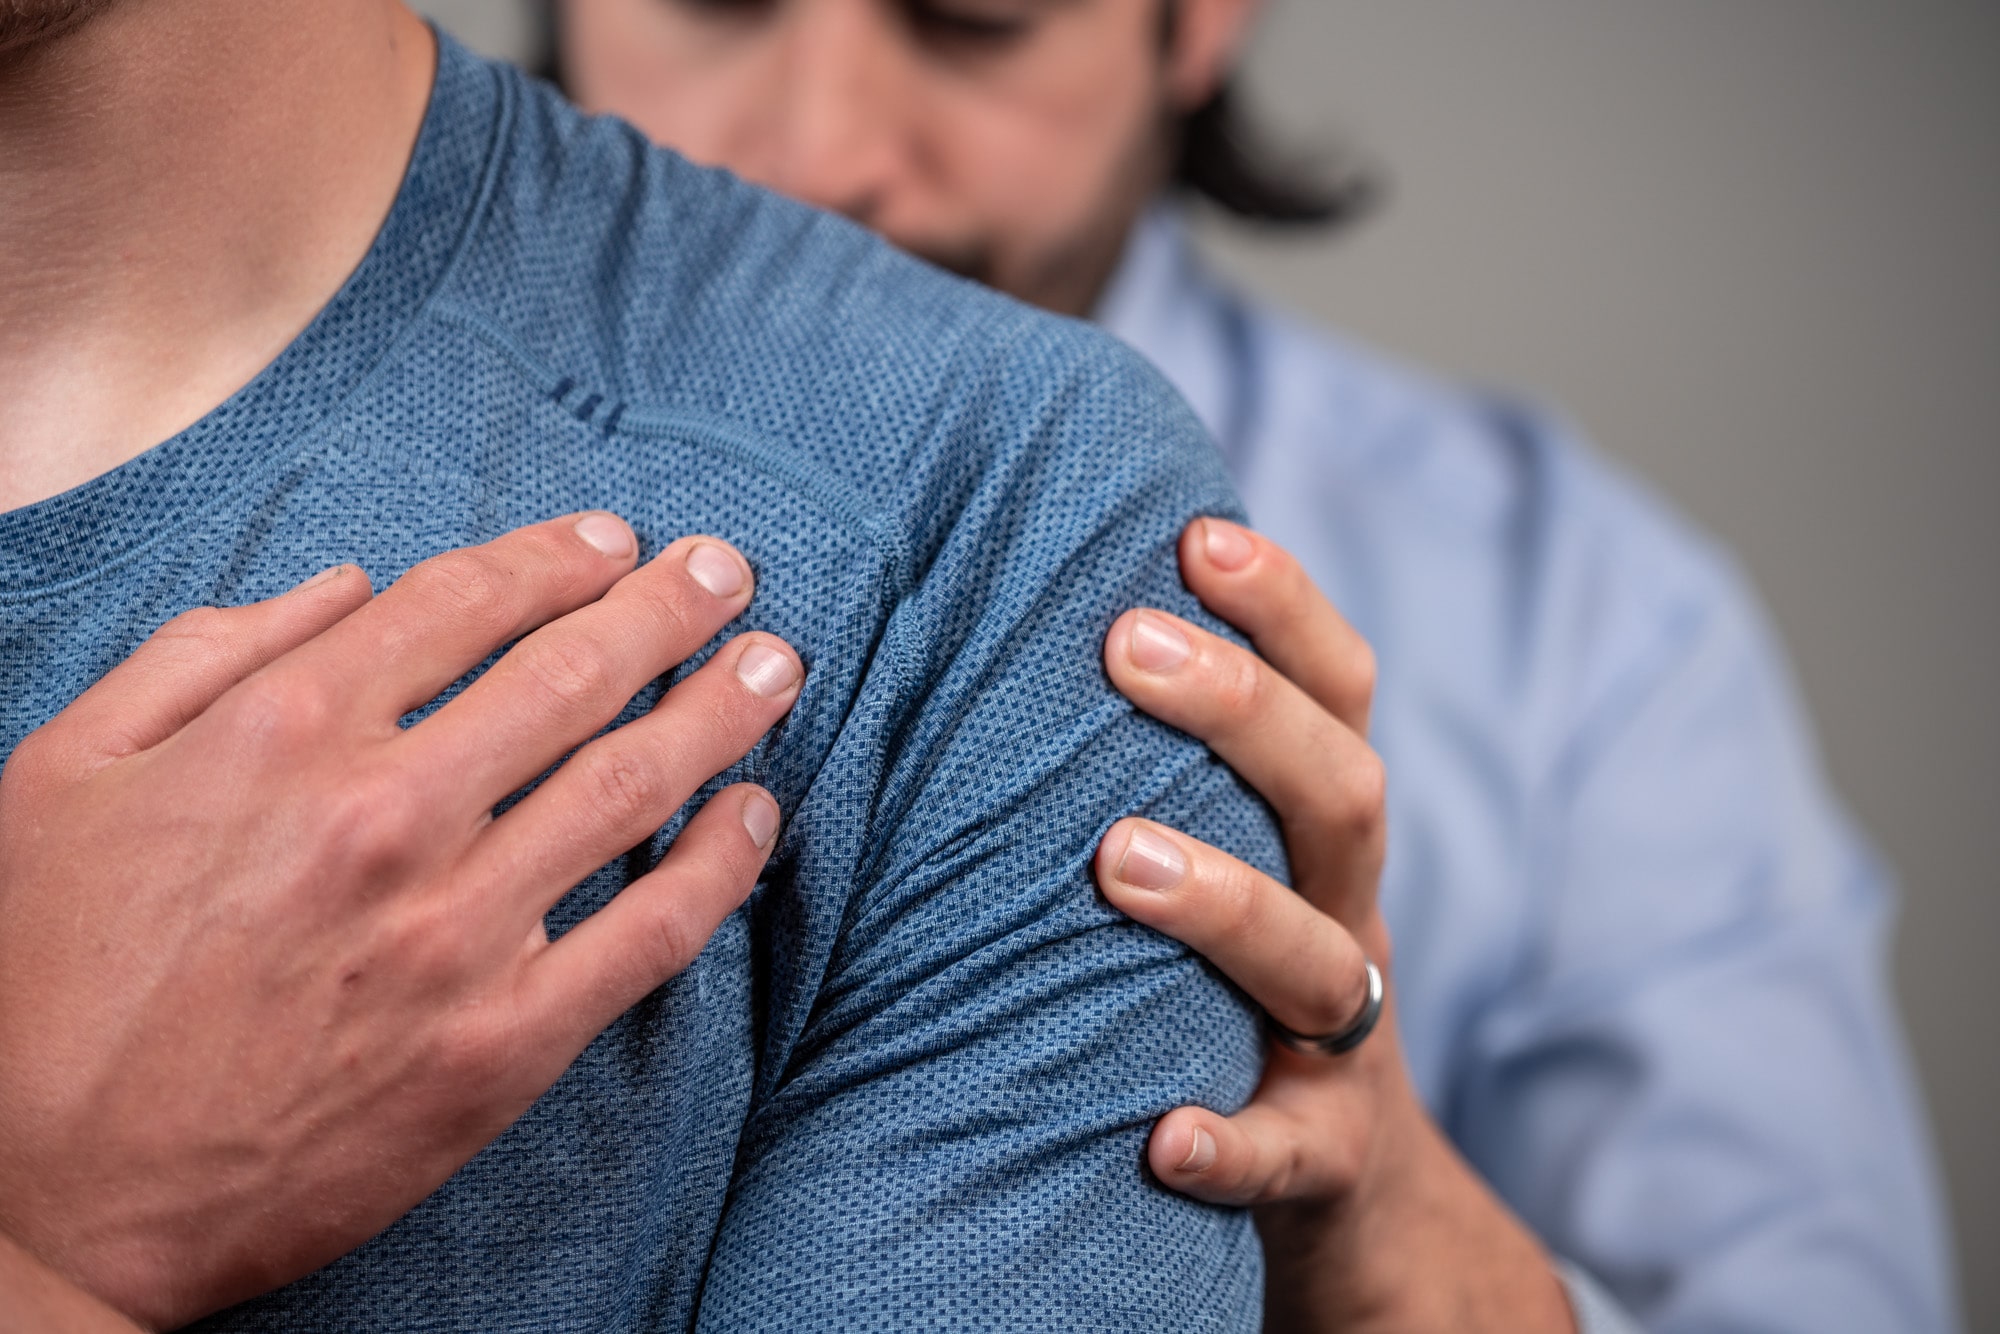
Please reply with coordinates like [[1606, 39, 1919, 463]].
[[1267, 959, 1384, 1057]]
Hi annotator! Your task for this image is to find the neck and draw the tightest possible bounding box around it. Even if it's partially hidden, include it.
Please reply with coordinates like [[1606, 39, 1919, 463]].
[[0, 0, 435, 512]]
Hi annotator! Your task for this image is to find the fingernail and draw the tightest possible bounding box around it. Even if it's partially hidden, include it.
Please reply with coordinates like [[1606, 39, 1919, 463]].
[[741, 790, 780, 849], [1128, 611, 1191, 673], [1116, 825, 1186, 891], [1179, 1127, 1217, 1174], [291, 564, 349, 592], [575, 512, 636, 559], [1202, 519, 1254, 572], [736, 642, 801, 698], [687, 543, 746, 599]]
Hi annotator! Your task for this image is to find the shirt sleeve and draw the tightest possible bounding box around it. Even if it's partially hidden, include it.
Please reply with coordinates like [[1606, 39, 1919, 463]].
[[1451, 541, 1959, 1334], [692, 335, 1287, 1331], [1557, 1260, 1646, 1334]]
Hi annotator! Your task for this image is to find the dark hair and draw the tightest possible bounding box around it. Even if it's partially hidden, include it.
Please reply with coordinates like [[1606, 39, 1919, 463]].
[[1157, 0, 1374, 229], [533, 1, 1375, 231], [1171, 80, 1376, 228], [532, 0, 560, 84]]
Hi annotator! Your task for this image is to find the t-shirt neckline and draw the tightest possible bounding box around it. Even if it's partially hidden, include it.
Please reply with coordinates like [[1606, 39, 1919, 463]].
[[0, 29, 505, 600]]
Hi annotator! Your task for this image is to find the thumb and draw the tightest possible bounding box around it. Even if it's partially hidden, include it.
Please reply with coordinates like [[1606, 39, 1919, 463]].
[[1148, 1102, 1301, 1207]]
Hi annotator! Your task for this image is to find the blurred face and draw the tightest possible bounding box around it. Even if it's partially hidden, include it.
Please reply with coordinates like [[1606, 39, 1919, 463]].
[[560, 0, 1243, 315]]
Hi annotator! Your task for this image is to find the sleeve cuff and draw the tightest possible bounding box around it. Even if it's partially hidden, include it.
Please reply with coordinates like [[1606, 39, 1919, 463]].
[[1557, 1259, 1646, 1334]]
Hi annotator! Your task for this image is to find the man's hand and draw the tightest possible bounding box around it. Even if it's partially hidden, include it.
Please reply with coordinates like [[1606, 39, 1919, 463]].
[[1096, 518, 1574, 1334], [0, 514, 803, 1331]]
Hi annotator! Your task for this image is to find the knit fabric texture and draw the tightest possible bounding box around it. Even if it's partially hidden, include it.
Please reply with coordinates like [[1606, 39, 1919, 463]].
[[0, 34, 1283, 1333]]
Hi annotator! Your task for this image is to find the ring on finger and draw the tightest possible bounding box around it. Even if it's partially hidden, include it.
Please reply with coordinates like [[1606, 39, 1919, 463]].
[[1267, 959, 1384, 1057]]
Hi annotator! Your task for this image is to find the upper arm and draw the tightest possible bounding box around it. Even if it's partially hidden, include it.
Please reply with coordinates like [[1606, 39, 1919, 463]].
[[1456, 555, 1957, 1334], [694, 337, 1286, 1331], [694, 756, 1272, 1330]]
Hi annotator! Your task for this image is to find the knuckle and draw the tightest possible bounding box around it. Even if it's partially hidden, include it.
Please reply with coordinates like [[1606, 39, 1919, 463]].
[[1209, 649, 1267, 719], [620, 575, 706, 657], [518, 526, 603, 598], [689, 691, 742, 749], [380, 899, 454, 971], [313, 766, 425, 878], [146, 606, 243, 682], [629, 901, 700, 983], [1301, 991, 1356, 1042], [675, 658, 775, 752], [517, 633, 621, 720], [155, 604, 234, 646], [1314, 747, 1386, 833], [1265, 540, 1306, 592], [218, 671, 334, 749], [1342, 750, 1388, 823], [704, 696, 764, 756], [1260, 1141, 1308, 1207], [1263, 1127, 1360, 1205], [406, 552, 513, 638], [1209, 858, 1268, 940], [573, 742, 668, 827]]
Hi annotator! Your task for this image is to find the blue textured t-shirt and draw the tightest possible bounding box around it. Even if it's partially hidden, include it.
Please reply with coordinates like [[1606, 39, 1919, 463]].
[[0, 35, 1285, 1333]]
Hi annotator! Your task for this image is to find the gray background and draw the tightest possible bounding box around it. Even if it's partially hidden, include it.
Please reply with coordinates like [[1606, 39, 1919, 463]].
[[423, 2, 1998, 1324], [1200, 6, 1998, 1327]]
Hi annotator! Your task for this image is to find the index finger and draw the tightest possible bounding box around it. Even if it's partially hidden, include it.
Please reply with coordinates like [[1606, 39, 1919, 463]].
[[1104, 608, 1385, 910], [1178, 518, 1376, 736], [1096, 818, 1373, 1039], [403, 536, 758, 809], [17, 565, 373, 781], [283, 512, 643, 722]]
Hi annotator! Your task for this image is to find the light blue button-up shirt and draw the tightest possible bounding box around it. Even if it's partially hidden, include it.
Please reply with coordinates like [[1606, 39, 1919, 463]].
[[1099, 209, 1960, 1333]]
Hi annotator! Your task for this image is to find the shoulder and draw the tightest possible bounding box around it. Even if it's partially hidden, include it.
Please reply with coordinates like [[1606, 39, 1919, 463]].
[[431, 65, 1225, 587]]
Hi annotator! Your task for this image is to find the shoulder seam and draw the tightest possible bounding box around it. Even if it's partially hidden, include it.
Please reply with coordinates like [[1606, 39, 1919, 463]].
[[426, 299, 916, 592]]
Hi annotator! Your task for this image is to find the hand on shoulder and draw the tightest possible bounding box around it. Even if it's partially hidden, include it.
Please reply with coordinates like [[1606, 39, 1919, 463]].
[[1098, 518, 1577, 1334], [0, 518, 799, 1329]]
